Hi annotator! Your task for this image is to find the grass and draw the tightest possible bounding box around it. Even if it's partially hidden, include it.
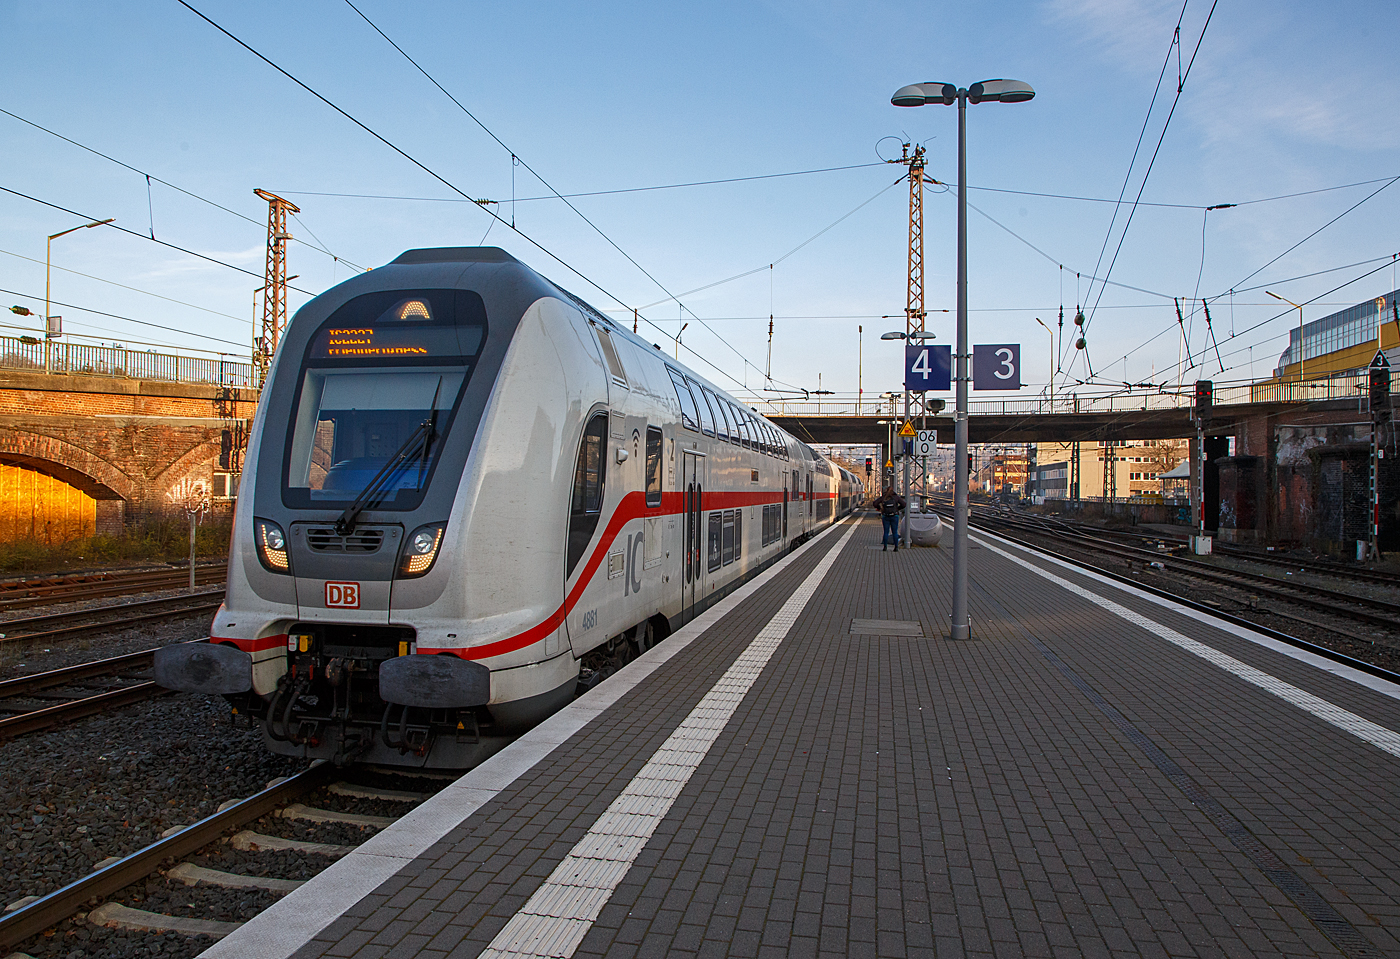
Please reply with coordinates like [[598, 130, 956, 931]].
[[0, 516, 233, 575]]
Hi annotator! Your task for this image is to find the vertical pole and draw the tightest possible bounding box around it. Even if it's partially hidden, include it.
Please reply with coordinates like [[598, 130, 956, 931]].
[[189, 511, 197, 590], [1371, 413, 1380, 562], [858, 325, 862, 415], [44, 235, 52, 375], [951, 90, 970, 640], [1196, 423, 1205, 542], [902, 390, 910, 541]]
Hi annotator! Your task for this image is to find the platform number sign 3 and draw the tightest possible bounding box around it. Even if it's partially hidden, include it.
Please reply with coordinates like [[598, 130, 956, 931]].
[[972, 344, 1021, 391], [905, 343, 951, 391]]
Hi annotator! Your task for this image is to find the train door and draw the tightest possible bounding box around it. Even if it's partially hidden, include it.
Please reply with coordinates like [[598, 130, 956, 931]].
[[807, 473, 814, 517], [782, 472, 789, 539], [681, 449, 706, 625]]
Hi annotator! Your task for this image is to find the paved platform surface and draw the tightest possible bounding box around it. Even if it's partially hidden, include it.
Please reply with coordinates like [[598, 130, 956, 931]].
[[204, 514, 1400, 959]]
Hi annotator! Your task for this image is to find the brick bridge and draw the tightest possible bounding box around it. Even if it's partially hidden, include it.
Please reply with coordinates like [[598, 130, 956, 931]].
[[0, 370, 256, 541]]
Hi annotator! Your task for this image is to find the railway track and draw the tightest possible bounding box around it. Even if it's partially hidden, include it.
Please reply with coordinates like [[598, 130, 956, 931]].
[[0, 762, 449, 955], [929, 504, 1400, 682], [0, 589, 225, 646], [0, 564, 228, 612], [1045, 520, 1400, 588], [0, 647, 171, 741], [969, 507, 1400, 633]]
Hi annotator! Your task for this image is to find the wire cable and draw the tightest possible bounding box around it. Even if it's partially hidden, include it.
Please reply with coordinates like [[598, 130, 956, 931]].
[[278, 162, 888, 204], [0, 184, 315, 294], [1084, 0, 1219, 338], [175, 0, 768, 396], [1, 286, 250, 348], [1222, 175, 1400, 294], [0, 106, 368, 272], [338, 0, 793, 394], [0, 247, 247, 323]]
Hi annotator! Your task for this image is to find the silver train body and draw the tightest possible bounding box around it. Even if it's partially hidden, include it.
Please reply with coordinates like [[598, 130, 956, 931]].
[[156, 248, 862, 767]]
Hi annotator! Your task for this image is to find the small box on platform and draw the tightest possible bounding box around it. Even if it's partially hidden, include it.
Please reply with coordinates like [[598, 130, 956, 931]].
[[1192, 535, 1213, 555]]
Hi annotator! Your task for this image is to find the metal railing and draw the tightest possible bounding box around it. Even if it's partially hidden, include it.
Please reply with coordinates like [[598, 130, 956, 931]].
[[0, 337, 252, 387], [737, 370, 1392, 419]]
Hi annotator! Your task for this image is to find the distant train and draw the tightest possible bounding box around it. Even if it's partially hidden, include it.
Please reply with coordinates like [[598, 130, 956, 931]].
[[156, 247, 862, 767]]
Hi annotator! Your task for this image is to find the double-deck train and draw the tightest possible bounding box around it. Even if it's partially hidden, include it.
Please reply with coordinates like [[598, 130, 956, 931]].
[[156, 247, 862, 767]]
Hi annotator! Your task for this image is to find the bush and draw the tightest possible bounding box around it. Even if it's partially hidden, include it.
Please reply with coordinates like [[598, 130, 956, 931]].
[[0, 515, 233, 574]]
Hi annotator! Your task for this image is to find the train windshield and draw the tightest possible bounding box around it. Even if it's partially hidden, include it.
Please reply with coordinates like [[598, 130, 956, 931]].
[[281, 288, 487, 509], [285, 368, 465, 503]]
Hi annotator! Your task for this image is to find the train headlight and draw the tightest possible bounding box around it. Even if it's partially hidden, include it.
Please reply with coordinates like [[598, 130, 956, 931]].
[[399, 523, 445, 578], [255, 519, 291, 573]]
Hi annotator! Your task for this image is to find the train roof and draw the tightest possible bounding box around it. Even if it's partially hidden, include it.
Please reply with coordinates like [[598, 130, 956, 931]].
[[323, 247, 812, 460]]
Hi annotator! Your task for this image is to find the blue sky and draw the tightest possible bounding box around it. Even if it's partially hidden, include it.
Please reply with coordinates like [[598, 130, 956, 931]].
[[2, 0, 1396, 405]]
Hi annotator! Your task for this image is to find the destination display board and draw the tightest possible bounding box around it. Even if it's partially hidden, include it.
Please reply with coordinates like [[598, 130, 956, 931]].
[[308, 324, 482, 360]]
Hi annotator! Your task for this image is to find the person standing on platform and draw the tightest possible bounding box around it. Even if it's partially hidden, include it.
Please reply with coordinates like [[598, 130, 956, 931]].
[[874, 485, 905, 551]]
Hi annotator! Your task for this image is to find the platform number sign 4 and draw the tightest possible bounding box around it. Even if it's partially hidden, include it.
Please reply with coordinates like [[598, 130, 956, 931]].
[[972, 344, 1021, 391], [905, 343, 951, 391]]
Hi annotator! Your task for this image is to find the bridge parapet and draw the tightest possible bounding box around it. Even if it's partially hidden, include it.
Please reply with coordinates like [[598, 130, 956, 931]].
[[739, 371, 1383, 421], [0, 335, 252, 388]]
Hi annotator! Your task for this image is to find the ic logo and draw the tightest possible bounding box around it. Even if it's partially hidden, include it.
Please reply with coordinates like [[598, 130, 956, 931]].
[[325, 581, 360, 609]]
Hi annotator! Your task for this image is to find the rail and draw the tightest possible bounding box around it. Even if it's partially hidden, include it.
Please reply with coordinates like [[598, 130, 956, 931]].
[[0, 336, 252, 387], [736, 368, 1394, 418]]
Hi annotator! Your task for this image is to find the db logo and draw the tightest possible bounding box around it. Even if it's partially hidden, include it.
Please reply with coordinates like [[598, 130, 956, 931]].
[[325, 581, 360, 609]]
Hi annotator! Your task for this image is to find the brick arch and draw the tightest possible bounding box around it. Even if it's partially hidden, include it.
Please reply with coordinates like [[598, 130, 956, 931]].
[[151, 436, 226, 506], [0, 430, 132, 502]]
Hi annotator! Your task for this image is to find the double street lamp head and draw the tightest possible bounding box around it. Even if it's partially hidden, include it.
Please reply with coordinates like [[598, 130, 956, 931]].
[[891, 79, 1035, 107], [879, 330, 936, 341]]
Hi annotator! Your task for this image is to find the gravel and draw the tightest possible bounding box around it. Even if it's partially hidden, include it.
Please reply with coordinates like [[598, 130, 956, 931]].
[[0, 692, 306, 908], [0, 606, 217, 680]]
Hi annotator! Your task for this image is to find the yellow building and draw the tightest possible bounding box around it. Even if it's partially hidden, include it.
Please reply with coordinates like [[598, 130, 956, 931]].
[[1269, 289, 1398, 382]]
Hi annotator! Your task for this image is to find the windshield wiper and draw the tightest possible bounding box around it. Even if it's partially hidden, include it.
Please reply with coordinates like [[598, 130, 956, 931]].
[[335, 381, 443, 535]]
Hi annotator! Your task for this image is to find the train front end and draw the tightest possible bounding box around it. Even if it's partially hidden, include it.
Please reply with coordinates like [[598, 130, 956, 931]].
[[155, 248, 587, 767]]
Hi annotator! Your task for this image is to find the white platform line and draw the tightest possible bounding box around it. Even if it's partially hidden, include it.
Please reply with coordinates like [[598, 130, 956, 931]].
[[478, 522, 860, 959], [974, 534, 1400, 761]]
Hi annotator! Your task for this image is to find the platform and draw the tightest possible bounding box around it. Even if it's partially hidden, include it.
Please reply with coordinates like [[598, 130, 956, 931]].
[[203, 514, 1400, 959]]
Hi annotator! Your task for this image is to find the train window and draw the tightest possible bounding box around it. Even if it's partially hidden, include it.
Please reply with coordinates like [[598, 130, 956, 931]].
[[688, 377, 715, 436], [728, 402, 751, 449], [668, 369, 700, 431], [566, 413, 608, 577], [594, 327, 628, 388], [645, 427, 663, 507], [721, 510, 734, 566], [747, 412, 763, 453], [707, 512, 722, 572], [701, 386, 730, 442], [760, 419, 776, 455]]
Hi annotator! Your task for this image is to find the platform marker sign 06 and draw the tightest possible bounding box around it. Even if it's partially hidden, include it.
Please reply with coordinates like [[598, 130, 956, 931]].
[[905, 343, 951, 391], [972, 344, 1021, 390]]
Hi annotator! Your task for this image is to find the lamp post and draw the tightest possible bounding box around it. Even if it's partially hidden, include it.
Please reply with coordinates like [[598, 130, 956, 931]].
[[893, 78, 1034, 640], [1267, 291, 1305, 387], [857, 325, 863, 415], [1035, 316, 1054, 407], [46, 217, 114, 373]]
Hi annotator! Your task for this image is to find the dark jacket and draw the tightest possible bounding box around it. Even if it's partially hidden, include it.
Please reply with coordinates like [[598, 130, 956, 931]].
[[874, 491, 905, 516]]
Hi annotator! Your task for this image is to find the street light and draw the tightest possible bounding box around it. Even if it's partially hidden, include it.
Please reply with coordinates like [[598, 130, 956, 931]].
[[1266, 291, 1305, 385], [46, 217, 114, 374], [894, 77, 1034, 641], [1034, 316, 1054, 406]]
